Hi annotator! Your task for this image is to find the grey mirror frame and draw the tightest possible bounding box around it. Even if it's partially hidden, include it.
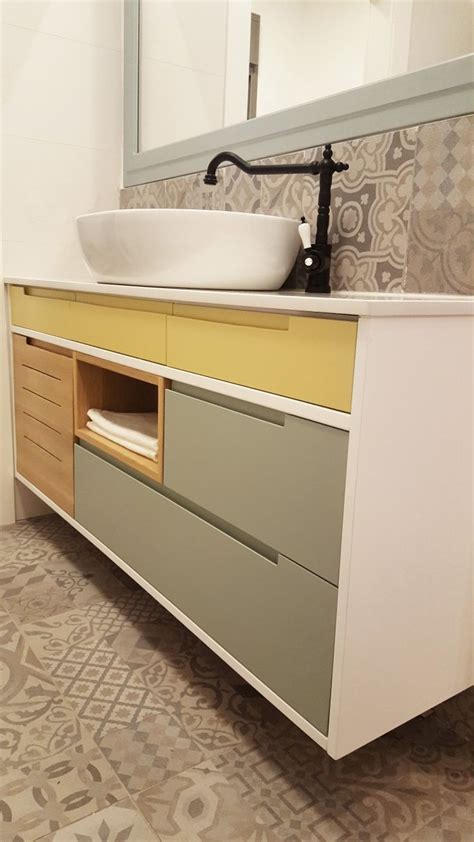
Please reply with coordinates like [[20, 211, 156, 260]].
[[123, 0, 473, 188]]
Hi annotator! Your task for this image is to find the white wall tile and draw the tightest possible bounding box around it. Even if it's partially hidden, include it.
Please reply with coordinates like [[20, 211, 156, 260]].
[[3, 23, 121, 150], [2, 0, 122, 51], [3, 135, 120, 278]]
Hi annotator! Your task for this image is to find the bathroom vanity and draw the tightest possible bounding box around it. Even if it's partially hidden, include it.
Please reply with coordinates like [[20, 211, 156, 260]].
[[5, 280, 473, 759]]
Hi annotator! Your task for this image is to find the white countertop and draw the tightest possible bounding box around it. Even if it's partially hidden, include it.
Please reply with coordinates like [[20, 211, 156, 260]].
[[5, 277, 473, 317]]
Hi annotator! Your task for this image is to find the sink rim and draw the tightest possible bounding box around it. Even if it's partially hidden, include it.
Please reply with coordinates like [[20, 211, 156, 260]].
[[77, 208, 299, 226]]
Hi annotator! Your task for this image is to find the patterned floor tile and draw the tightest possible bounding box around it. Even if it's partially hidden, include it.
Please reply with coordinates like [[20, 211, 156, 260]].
[[0, 615, 80, 772], [0, 516, 128, 620], [39, 797, 159, 841], [43, 560, 127, 609], [135, 759, 280, 842], [0, 728, 126, 842], [3, 576, 75, 624], [39, 634, 169, 741], [210, 713, 474, 842], [136, 647, 264, 755], [3, 515, 473, 842], [433, 687, 474, 744], [105, 616, 195, 670], [0, 558, 48, 599], [98, 710, 205, 795], [407, 799, 474, 841], [23, 590, 169, 663]]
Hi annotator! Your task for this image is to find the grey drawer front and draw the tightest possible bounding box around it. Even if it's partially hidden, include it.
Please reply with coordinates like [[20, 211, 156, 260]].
[[164, 387, 348, 585], [75, 445, 337, 734]]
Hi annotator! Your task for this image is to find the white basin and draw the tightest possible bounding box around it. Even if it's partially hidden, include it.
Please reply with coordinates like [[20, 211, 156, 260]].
[[76, 209, 301, 290]]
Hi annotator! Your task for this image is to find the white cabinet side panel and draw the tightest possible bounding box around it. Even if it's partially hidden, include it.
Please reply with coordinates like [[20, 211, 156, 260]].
[[329, 315, 473, 758]]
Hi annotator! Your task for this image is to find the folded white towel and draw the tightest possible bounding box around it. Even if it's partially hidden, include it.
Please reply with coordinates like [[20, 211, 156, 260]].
[[87, 421, 158, 461], [87, 409, 158, 451]]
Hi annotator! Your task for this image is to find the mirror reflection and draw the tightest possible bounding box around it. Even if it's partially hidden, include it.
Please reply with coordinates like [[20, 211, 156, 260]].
[[138, 0, 473, 152]]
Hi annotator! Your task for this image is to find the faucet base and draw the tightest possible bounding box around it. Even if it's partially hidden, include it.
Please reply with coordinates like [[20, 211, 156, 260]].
[[304, 243, 332, 294]]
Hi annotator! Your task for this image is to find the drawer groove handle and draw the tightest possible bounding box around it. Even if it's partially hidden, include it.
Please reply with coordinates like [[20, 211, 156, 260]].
[[21, 362, 62, 382], [23, 435, 62, 463], [22, 411, 62, 436], [21, 386, 62, 408]]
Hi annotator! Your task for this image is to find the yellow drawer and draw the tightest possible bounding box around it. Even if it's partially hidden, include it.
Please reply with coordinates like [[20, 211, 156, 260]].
[[10, 286, 170, 363], [168, 305, 357, 412]]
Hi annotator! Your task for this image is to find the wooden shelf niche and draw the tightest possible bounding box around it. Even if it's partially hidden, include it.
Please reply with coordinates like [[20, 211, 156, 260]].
[[74, 352, 168, 484]]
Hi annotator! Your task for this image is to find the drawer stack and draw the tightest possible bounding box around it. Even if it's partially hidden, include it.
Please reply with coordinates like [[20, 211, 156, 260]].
[[75, 444, 338, 734], [13, 335, 74, 514], [75, 384, 349, 735]]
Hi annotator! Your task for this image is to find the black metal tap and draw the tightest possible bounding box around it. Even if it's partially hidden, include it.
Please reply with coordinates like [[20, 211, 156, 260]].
[[204, 143, 349, 294]]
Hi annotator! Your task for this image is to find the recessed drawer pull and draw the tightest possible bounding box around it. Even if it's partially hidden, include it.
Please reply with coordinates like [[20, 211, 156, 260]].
[[22, 385, 61, 408], [21, 362, 61, 382], [23, 435, 62, 462], [22, 411, 61, 436]]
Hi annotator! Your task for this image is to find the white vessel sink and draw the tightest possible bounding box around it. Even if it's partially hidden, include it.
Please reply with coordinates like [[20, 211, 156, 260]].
[[76, 209, 300, 290]]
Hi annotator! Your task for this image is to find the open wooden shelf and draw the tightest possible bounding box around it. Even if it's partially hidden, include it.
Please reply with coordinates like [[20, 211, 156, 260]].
[[73, 352, 168, 484]]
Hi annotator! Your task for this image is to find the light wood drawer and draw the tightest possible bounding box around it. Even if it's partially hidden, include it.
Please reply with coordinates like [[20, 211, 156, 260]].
[[13, 335, 74, 514], [167, 304, 357, 412], [164, 386, 348, 585], [75, 444, 338, 734], [10, 286, 170, 363]]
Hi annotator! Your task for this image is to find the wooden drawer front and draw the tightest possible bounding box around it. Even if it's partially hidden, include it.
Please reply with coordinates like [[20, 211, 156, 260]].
[[13, 335, 74, 514], [10, 286, 169, 363], [167, 305, 357, 412], [75, 445, 337, 734], [164, 387, 348, 585]]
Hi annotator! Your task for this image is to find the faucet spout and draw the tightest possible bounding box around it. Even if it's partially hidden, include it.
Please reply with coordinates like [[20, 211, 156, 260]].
[[204, 151, 320, 185]]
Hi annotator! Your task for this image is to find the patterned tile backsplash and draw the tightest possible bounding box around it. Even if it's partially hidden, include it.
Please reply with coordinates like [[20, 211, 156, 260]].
[[121, 114, 474, 295]]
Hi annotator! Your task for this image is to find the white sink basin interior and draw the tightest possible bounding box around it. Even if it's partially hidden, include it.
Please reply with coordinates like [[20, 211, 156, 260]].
[[76, 209, 301, 290]]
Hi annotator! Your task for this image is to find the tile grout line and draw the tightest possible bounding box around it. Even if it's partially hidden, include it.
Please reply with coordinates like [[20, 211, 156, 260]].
[[401, 124, 421, 295]]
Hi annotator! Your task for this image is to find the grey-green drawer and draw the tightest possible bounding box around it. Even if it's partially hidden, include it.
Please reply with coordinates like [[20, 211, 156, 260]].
[[75, 444, 337, 734], [164, 386, 348, 585]]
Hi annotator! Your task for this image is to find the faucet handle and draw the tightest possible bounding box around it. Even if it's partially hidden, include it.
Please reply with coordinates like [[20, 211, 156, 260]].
[[298, 217, 312, 250]]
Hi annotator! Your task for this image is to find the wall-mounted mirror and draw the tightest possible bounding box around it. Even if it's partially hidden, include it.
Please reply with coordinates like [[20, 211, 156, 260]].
[[124, 0, 473, 185]]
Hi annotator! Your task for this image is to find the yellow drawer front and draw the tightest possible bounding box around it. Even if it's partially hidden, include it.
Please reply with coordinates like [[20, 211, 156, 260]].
[[168, 305, 357, 412], [10, 287, 170, 363]]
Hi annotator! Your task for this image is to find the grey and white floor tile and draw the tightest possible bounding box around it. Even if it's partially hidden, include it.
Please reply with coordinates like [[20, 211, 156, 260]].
[[1, 514, 473, 841]]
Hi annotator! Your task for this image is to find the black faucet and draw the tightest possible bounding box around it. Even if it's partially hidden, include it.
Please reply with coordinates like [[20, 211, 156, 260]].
[[204, 143, 349, 293]]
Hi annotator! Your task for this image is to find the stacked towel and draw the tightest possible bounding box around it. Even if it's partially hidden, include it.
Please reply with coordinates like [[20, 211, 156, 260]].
[[86, 409, 158, 461]]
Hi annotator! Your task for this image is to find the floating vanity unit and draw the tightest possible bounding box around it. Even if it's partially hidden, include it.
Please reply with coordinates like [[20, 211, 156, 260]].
[[6, 280, 473, 759]]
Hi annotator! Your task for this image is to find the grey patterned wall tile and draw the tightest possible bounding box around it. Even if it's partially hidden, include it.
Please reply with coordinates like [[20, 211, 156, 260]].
[[260, 148, 316, 229], [412, 115, 474, 212], [120, 180, 167, 209], [224, 164, 261, 213], [405, 208, 474, 294], [318, 127, 417, 292], [165, 170, 225, 210], [116, 116, 473, 295]]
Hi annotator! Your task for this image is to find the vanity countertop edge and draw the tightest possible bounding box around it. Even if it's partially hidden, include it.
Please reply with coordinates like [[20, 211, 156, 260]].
[[5, 277, 473, 318]]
